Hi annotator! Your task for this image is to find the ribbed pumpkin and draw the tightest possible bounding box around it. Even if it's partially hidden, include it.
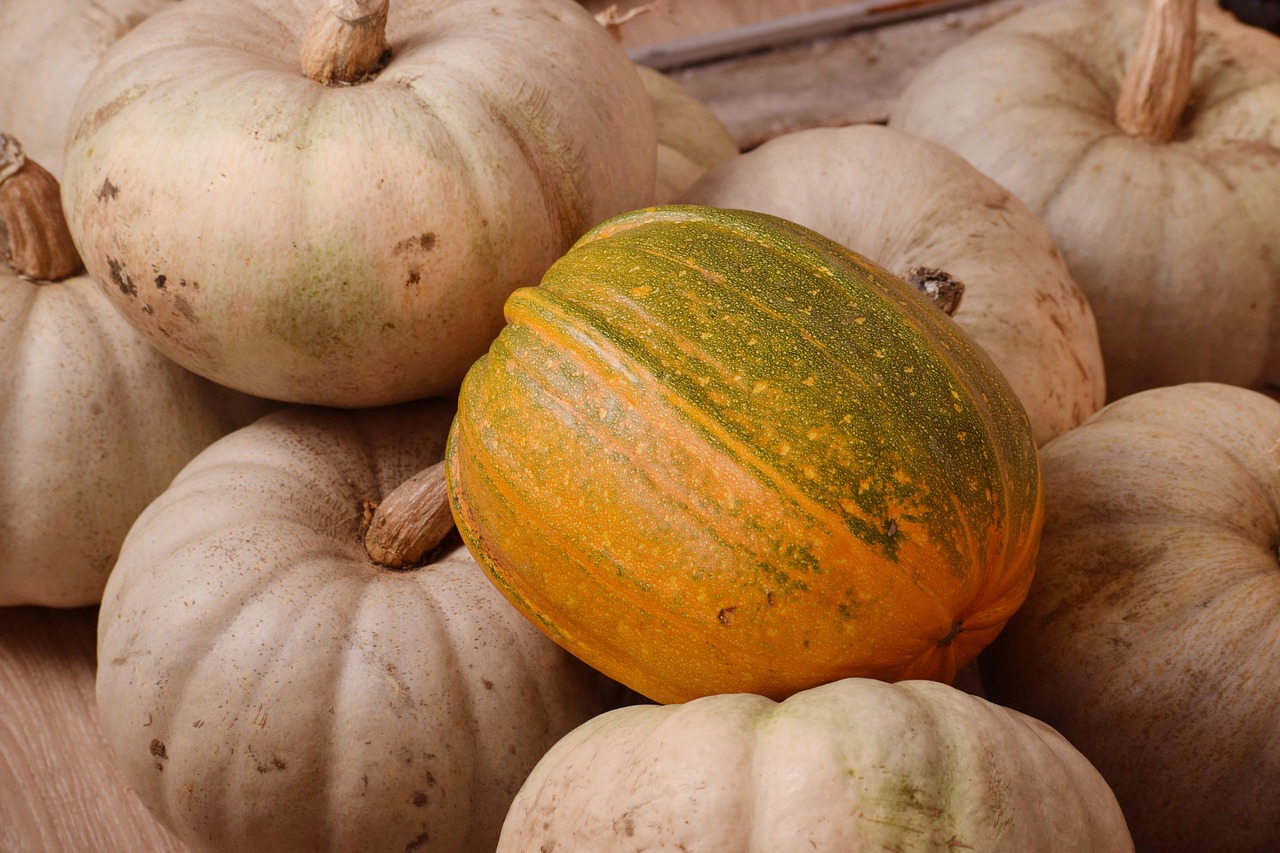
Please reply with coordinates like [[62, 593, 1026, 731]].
[[448, 205, 1044, 705], [500, 678, 1133, 852], [60, 0, 656, 407], [97, 399, 622, 853]]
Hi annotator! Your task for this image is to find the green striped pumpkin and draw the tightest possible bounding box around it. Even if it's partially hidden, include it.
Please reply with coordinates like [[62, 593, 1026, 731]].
[[447, 205, 1043, 704]]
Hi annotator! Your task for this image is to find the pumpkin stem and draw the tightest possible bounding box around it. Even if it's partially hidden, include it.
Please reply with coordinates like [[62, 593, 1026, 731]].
[[0, 134, 84, 282], [905, 267, 964, 316], [363, 460, 455, 569], [300, 0, 391, 86], [1114, 0, 1196, 143]]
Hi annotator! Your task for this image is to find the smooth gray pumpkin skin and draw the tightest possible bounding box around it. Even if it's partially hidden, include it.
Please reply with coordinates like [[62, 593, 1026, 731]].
[[680, 124, 1105, 447], [984, 383, 1280, 852], [96, 401, 619, 853], [499, 678, 1134, 852], [61, 0, 657, 407], [890, 0, 1280, 399]]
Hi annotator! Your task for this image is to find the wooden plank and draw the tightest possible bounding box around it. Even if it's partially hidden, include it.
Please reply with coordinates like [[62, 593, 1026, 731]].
[[586, 0, 980, 69], [661, 0, 1051, 150], [581, 0, 867, 50], [0, 607, 189, 853]]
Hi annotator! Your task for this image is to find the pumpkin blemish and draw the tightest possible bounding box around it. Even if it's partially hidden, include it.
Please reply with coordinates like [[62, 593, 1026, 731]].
[[149, 739, 167, 759], [95, 177, 119, 201], [106, 257, 136, 296]]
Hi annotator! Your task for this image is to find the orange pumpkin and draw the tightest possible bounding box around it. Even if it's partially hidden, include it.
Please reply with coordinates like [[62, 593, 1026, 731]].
[[449, 205, 1044, 704]]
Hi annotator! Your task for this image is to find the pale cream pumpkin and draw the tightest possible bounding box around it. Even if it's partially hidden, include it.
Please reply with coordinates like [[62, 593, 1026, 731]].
[[1, 607, 188, 852], [983, 382, 1280, 851], [61, 0, 656, 407], [680, 124, 1106, 446], [0, 135, 267, 607], [890, 0, 1280, 399], [637, 65, 738, 204], [97, 399, 621, 852], [499, 677, 1133, 851], [0, 0, 175, 178]]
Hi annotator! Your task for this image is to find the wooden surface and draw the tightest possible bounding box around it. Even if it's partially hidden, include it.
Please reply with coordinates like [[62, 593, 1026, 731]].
[[583, 0, 1053, 151], [0, 607, 187, 853], [663, 0, 1051, 149], [582, 0, 868, 49]]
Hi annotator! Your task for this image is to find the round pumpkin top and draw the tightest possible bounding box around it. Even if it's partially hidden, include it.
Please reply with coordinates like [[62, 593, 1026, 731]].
[[448, 204, 1044, 704], [60, 0, 656, 407], [890, 0, 1280, 398], [501, 678, 1133, 852]]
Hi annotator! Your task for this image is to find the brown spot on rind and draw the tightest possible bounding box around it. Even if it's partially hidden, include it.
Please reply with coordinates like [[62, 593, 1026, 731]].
[[150, 739, 167, 759], [96, 177, 119, 201], [394, 232, 437, 254], [406, 832, 430, 851], [717, 606, 737, 624], [106, 257, 136, 296], [412, 792, 428, 807]]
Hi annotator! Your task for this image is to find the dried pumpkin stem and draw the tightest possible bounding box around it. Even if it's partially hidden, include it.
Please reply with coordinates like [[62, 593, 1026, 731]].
[[0, 134, 83, 282], [1114, 0, 1196, 143], [300, 0, 391, 86], [363, 460, 455, 569], [905, 266, 964, 316]]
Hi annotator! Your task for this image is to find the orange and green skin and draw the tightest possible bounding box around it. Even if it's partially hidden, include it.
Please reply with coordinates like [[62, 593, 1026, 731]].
[[448, 206, 1044, 705]]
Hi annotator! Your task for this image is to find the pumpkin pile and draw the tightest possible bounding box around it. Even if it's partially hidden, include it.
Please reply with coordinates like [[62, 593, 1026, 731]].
[[5, 0, 1279, 848]]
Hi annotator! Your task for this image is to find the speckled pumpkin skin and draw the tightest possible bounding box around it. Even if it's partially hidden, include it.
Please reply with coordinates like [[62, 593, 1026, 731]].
[[447, 205, 1044, 704]]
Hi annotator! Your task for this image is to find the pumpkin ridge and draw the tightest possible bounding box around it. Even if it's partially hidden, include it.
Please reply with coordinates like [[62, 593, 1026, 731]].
[[524, 232, 1009, 566], [502, 287, 858, 540], [498, 284, 972, 605], [447, 384, 759, 691], [462, 336, 789, 564]]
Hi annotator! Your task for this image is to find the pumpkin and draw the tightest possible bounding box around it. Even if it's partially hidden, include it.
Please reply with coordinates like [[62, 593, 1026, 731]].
[[0, 0, 175, 178], [1, 606, 188, 852], [60, 0, 656, 407], [637, 64, 738, 204], [0, 134, 268, 607], [981, 382, 1280, 852], [96, 398, 622, 852], [680, 124, 1105, 446], [448, 205, 1044, 705], [499, 677, 1133, 851], [890, 0, 1280, 399]]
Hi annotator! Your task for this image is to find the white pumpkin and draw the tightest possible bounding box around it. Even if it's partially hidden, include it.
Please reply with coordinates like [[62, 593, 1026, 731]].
[[97, 399, 620, 852]]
